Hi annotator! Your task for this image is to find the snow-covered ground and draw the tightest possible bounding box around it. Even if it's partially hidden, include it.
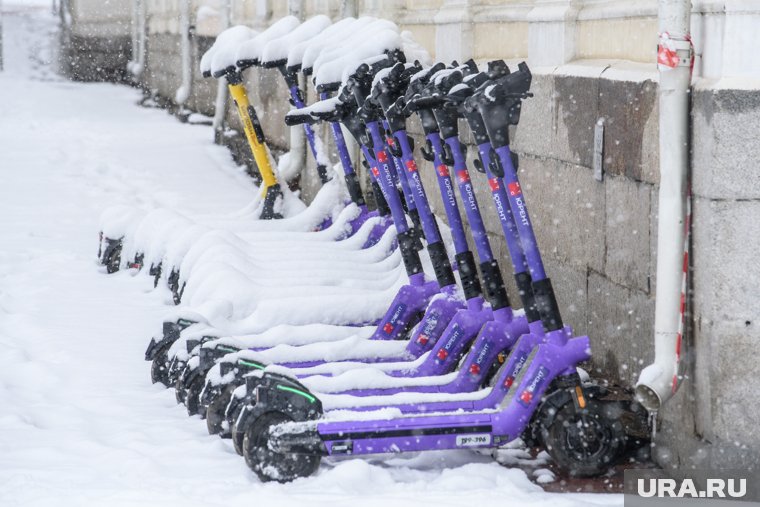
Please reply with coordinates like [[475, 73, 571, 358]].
[[0, 5, 621, 506]]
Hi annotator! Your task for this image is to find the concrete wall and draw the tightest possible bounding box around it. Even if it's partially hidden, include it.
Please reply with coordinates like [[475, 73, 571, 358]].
[[60, 0, 132, 81], [62, 0, 760, 471]]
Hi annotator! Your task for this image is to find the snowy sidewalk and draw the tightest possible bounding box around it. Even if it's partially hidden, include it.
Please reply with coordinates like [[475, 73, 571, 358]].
[[0, 5, 620, 507]]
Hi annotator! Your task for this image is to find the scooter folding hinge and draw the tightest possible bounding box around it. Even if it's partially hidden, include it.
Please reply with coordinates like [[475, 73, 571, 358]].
[[420, 139, 435, 162], [473, 156, 485, 173], [441, 143, 455, 165]]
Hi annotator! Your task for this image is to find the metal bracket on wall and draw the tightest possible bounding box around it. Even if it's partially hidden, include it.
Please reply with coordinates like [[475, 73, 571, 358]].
[[593, 117, 605, 182]]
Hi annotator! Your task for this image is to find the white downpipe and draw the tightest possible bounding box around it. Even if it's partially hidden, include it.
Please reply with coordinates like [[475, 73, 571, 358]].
[[175, 0, 193, 105], [635, 0, 693, 412], [212, 0, 231, 133], [127, 0, 146, 77]]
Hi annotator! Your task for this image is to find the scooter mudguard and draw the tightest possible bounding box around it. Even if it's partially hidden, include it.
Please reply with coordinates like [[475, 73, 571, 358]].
[[234, 372, 323, 441], [99, 237, 123, 273], [144, 319, 197, 361]]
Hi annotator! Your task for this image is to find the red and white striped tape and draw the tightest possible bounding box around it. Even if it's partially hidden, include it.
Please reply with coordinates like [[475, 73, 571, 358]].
[[672, 187, 692, 393]]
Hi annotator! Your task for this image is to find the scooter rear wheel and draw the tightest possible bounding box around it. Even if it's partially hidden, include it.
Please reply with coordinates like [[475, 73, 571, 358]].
[[206, 384, 236, 437], [229, 397, 248, 455], [542, 397, 626, 477], [185, 375, 206, 417], [104, 245, 121, 274], [150, 345, 172, 387], [242, 411, 321, 483]]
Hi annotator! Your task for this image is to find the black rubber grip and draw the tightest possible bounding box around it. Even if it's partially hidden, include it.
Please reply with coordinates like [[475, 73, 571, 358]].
[[532, 277, 563, 332], [480, 260, 510, 311], [514, 271, 540, 323], [280, 67, 299, 88], [427, 241, 456, 288], [455, 251, 482, 301], [399, 187, 411, 213], [398, 230, 424, 276], [371, 181, 390, 216], [260, 183, 281, 220], [317, 163, 330, 184], [408, 207, 422, 231], [345, 172, 366, 207], [246, 106, 267, 145]]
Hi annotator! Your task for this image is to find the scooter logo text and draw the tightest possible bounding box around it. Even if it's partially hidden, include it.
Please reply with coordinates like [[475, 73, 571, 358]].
[[469, 342, 491, 377], [503, 352, 528, 390], [517, 366, 549, 407], [383, 303, 407, 334], [416, 311, 440, 345], [436, 325, 463, 363], [514, 196, 530, 227]]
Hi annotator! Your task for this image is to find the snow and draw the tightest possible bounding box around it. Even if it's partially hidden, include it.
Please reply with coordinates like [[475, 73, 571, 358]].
[[301, 17, 378, 71], [287, 17, 359, 69], [315, 29, 403, 87], [235, 15, 301, 66], [202, 25, 257, 74], [0, 6, 621, 507], [261, 15, 332, 65]]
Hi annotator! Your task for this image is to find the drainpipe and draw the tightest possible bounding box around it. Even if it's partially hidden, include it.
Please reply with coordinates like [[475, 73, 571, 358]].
[[212, 0, 231, 138], [175, 0, 193, 106], [1, 0, 4, 72], [635, 0, 694, 412], [341, 0, 357, 17], [127, 0, 146, 77]]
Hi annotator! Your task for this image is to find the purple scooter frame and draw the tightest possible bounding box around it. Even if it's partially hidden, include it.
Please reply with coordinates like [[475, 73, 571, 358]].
[[239, 62, 611, 484]]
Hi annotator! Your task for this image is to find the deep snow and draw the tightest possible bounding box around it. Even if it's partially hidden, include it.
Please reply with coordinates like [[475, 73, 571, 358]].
[[0, 5, 621, 506]]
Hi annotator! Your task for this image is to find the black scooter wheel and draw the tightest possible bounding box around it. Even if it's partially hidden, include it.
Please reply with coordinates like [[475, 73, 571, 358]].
[[150, 346, 172, 387], [231, 418, 245, 456], [242, 411, 321, 483], [104, 246, 121, 274], [175, 373, 188, 405], [184, 375, 205, 417], [542, 398, 626, 477], [206, 384, 236, 437]]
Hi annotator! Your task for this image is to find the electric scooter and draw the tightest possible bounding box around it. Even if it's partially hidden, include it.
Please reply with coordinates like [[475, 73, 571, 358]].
[[235, 62, 646, 483]]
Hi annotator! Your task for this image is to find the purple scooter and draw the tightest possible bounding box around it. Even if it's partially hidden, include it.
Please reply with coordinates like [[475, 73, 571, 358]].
[[213, 61, 521, 451], [212, 64, 537, 442], [237, 62, 645, 483], [200, 60, 478, 448], [216, 62, 535, 400], [144, 51, 435, 389]]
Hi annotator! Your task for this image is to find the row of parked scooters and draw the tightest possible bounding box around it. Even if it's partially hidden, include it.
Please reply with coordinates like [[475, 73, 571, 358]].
[[98, 15, 648, 483]]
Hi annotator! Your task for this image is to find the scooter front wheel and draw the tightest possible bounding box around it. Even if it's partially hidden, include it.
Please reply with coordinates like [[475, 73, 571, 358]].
[[242, 411, 321, 483], [541, 397, 626, 477], [175, 369, 205, 417]]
